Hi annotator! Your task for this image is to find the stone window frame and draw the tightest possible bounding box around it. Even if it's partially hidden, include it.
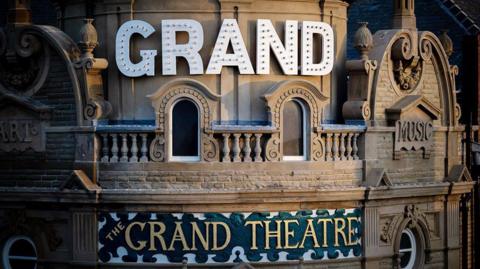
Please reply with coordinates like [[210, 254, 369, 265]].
[[2, 235, 38, 269], [168, 98, 201, 162], [262, 79, 328, 161], [282, 98, 310, 161], [148, 78, 221, 162], [393, 205, 432, 269]]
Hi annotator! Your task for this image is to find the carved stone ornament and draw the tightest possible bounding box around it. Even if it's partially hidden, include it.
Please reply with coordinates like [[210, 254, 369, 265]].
[[0, 27, 50, 96], [404, 204, 426, 229], [149, 133, 165, 162], [380, 215, 402, 245], [386, 95, 440, 159], [74, 18, 111, 121], [438, 30, 453, 58], [342, 22, 377, 122], [391, 35, 423, 94], [262, 80, 328, 160], [354, 22, 374, 60], [0, 92, 51, 152]]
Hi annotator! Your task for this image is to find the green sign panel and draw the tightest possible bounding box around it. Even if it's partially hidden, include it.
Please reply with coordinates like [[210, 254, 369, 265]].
[[98, 209, 362, 264]]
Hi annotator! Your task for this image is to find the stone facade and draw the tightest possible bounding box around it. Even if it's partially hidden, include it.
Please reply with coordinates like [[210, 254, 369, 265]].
[[0, 0, 475, 268]]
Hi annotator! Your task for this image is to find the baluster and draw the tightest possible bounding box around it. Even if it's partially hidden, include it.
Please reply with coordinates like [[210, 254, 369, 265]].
[[253, 133, 262, 162], [100, 134, 109, 162], [129, 133, 138, 162], [120, 133, 129, 163], [232, 133, 241, 162], [325, 133, 332, 161], [243, 133, 252, 162], [139, 134, 148, 162], [110, 133, 119, 163], [332, 133, 339, 161], [352, 133, 359, 160], [222, 133, 231, 162], [346, 133, 353, 160], [339, 133, 346, 160]]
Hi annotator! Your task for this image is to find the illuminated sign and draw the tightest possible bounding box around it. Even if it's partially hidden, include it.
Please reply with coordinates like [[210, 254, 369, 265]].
[[115, 19, 334, 77], [98, 209, 361, 264]]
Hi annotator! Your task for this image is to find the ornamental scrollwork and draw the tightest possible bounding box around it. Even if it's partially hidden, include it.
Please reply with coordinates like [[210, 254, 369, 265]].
[[149, 133, 165, 162], [0, 28, 50, 96], [389, 33, 424, 95], [202, 133, 219, 162], [380, 215, 402, 245], [265, 133, 281, 162], [312, 133, 325, 161]]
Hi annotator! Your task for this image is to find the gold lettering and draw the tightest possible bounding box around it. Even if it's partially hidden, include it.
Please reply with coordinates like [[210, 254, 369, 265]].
[[346, 217, 360, 246], [264, 220, 282, 250], [168, 221, 190, 251], [317, 218, 333, 247], [148, 221, 167, 251], [244, 221, 263, 250], [284, 219, 299, 249], [211, 221, 231, 251], [299, 219, 319, 248], [191, 222, 209, 251], [334, 218, 347, 247], [125, 222, 147, 251]]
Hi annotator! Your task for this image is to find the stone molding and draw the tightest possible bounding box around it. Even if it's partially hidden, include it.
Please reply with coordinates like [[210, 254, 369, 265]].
[[262, 79, 328, 161], [148, 78, 220, 162]]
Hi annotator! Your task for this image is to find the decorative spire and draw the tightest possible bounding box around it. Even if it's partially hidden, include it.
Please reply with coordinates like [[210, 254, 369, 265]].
[[354, 22, 373, 60], [393, 0, 417, 30], [78, 18, 99, 59], [439, 30, 453, 57]]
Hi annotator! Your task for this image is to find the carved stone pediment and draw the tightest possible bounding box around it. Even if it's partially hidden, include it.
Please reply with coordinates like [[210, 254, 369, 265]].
[[59, 170, 101, 193], [445, 164, 472, 183], [0, 92, 51, 152], [385, 95, 440, 124], [365, 168, 392, 187], [386, 95, 440, 159]]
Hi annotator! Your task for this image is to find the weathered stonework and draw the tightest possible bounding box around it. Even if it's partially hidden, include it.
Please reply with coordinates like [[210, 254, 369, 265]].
[[0, 0, 475, 268]]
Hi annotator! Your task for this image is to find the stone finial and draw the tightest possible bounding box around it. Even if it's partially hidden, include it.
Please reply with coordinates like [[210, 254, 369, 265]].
[[439, 30, 453, 57], [354, 22, 373, 60], [78, 18, 98, 58]]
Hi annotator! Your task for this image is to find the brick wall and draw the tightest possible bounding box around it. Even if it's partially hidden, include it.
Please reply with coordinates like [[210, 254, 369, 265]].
[[0, 49, 77, 188]]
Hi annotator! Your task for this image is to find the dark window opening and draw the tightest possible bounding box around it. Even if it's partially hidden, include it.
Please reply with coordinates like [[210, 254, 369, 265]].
[[283, 99, 305, 158], [172, 99, 199, 158]]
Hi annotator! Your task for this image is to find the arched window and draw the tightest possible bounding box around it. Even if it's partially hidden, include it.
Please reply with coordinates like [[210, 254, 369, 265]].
[[282, 99, 307, 161], [2, 236, 37, 269], [399, 228, 417, 269], [170, 99, 200, 161]]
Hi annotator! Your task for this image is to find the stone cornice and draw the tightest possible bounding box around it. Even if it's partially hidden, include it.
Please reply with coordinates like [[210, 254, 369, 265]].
[[0, 181, 474, 206]]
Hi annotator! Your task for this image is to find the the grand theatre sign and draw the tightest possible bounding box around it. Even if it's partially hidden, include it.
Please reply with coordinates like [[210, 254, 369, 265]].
[[115, 19, 334, 77], [98, 209, 361, 264]]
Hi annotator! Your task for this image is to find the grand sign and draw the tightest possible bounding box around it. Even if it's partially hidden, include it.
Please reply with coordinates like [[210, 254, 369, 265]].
[[115, 19, 334, 77], [98, 209, 361, 264]]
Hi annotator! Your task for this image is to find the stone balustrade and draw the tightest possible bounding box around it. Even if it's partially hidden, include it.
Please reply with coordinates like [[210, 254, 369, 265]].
[[211, 124, 277, 163], [96, 124, 365, 163], [316, 125, 365, 162], [97, 126, 155, 163]]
